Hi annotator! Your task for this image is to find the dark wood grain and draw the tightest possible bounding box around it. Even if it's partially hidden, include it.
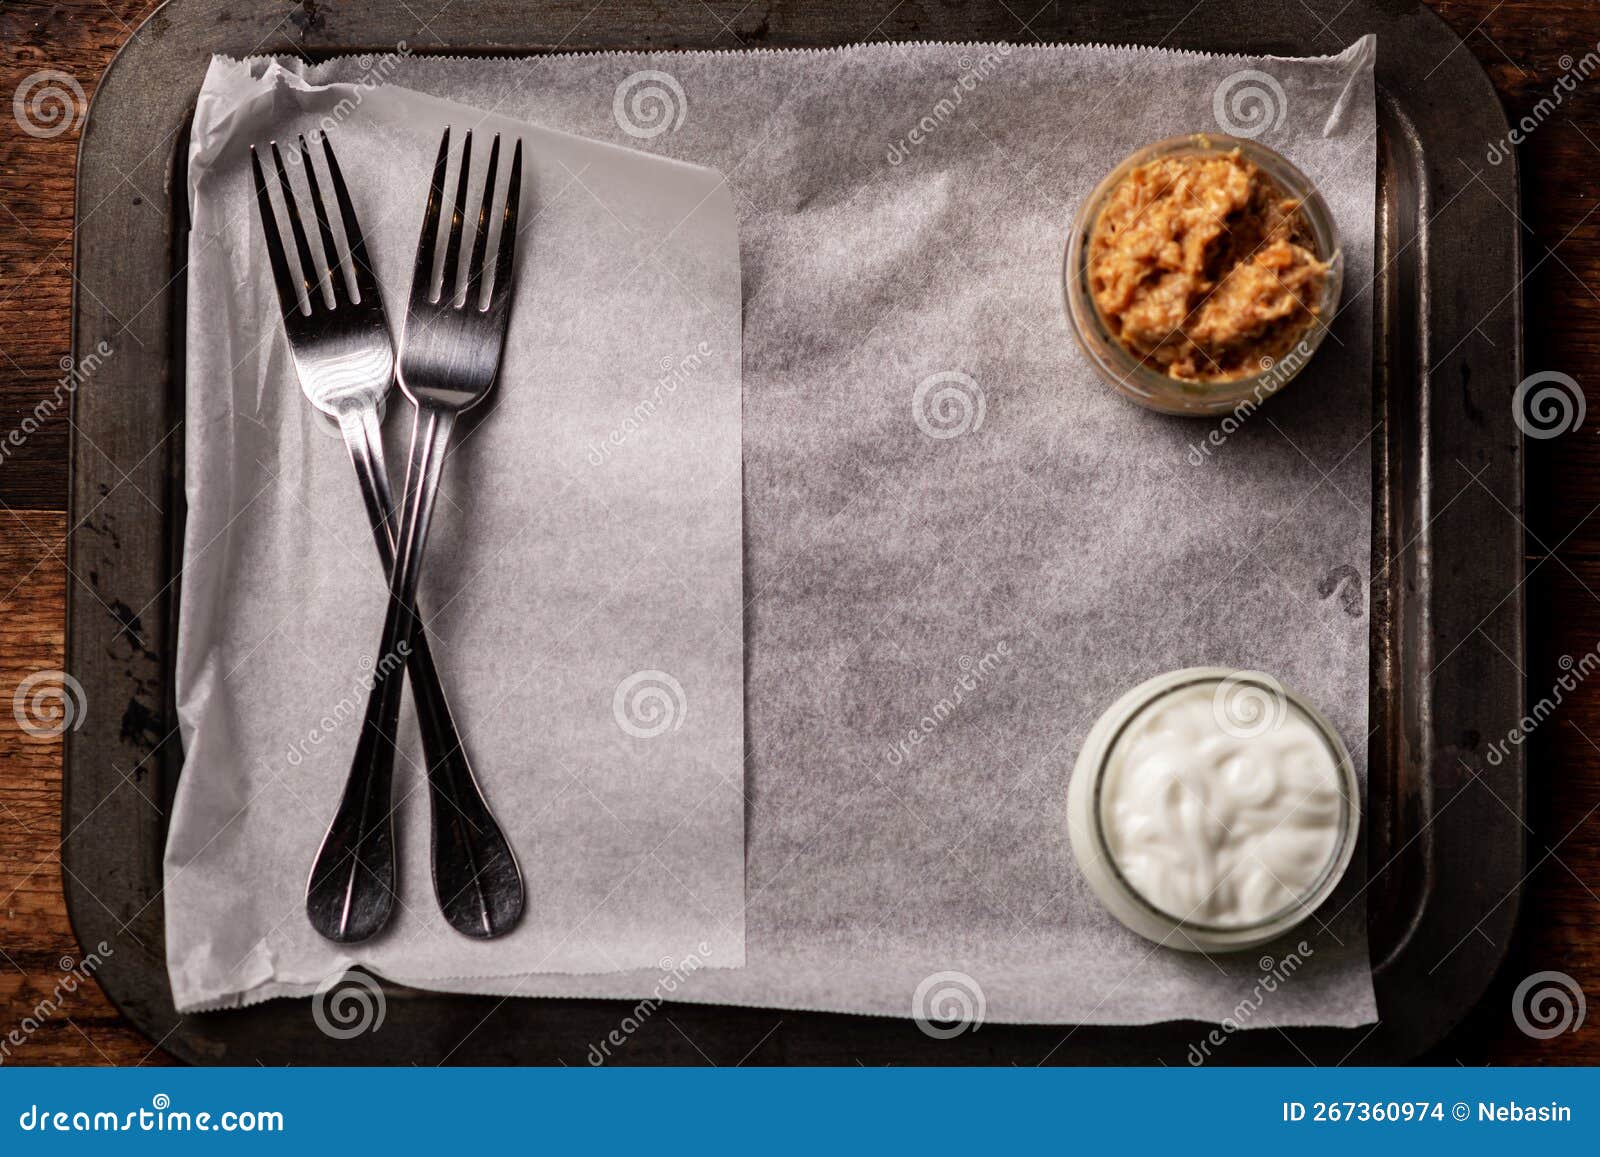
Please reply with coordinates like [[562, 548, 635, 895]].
[[0, 509, 166, 1065], [1409, 0, 1600, 1064], [0, 0, 1595, 1065]]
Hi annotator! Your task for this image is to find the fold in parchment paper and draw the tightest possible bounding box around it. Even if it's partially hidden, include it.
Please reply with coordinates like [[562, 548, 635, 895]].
[[169, 38, 1379, 1029]]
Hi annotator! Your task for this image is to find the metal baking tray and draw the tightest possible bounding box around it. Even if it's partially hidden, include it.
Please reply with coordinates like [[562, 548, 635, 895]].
[[65, 0, 1524, 1064]]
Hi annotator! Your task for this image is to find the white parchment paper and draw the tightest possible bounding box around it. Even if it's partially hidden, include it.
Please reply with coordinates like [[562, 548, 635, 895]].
[[167, 59, 745, 1010], [170, 38, 1379, 1028]]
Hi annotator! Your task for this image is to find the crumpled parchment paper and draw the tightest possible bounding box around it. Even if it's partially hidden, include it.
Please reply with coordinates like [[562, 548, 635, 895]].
[[169, 37, 1378, 1028]]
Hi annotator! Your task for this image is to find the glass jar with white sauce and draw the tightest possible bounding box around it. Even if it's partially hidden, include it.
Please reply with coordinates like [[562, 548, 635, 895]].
[[1067, 668, 1359, 952]]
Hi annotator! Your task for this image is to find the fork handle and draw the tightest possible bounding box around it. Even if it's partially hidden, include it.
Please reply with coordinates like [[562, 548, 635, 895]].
[[350, 407, 523, 939], [305, 659, 401, 944], [305, 406, 451, 942], [308, 409, 441, 943], [304, 410, 415, 943]]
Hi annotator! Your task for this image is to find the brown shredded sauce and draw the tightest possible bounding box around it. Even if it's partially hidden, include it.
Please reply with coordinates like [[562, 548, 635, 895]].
[[1088, 149, 1330, 383]]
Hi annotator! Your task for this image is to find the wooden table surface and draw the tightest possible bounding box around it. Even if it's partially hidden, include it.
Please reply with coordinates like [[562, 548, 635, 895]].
[[0, 0, 1595, 1066]]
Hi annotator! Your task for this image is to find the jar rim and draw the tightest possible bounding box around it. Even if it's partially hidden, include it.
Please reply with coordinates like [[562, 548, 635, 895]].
[[1086, 670, 1360, 939], [1063, 133, 1345, 414]]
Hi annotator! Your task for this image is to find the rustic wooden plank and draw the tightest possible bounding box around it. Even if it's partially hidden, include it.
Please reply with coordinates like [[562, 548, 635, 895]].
[[0, 0, 157, 512], [0, 508, 166, 1065], [1416, 0, 1600, 554], [1422, 555, 1600, 1062], [1411, 0, 1600, 1062]]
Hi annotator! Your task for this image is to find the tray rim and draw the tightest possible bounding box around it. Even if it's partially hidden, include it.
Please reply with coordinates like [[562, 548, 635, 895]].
[[62, 0, 1525, 1065]]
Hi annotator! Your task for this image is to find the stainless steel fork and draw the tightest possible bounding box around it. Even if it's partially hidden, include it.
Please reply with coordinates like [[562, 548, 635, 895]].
[[251, 134, 523, 944], [340, 127, 526, 942]]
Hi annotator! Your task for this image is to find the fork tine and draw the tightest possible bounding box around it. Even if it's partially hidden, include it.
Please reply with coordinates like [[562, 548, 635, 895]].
[[412, 128, 451, 305], [488, 139, 523, 314], [464, 135, 500, 311], [270, 141, 322, 312], [322, 133, 378, 304], [250, 146, 302, 320], [298, 135, 344, 308], [437, 131, 473, 305]]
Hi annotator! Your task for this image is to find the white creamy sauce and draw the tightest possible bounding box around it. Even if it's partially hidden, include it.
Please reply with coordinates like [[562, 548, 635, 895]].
[[1098, 681, 1344, 928]]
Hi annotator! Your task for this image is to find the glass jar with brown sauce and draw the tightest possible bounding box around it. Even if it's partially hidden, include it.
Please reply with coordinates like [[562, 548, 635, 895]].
[[1064, 134, 1343, 416]]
